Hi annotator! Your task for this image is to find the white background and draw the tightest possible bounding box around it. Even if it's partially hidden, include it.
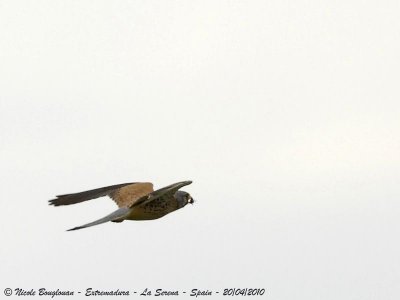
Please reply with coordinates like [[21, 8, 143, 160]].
[[0, 1, 399, 299]]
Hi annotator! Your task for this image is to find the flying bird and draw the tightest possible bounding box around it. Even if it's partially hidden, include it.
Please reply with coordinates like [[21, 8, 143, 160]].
[[49, 181, 194, 231]]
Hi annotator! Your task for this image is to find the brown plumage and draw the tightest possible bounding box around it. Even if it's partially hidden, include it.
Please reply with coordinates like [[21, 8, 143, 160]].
[[49, 181, 194, 231]]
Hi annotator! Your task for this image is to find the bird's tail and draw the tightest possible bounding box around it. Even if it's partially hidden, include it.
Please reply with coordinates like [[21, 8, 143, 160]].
[[67, 208, 131, 231]]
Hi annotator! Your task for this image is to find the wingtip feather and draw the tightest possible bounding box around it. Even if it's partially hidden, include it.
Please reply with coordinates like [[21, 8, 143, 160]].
[[67, 226, 82, 231]]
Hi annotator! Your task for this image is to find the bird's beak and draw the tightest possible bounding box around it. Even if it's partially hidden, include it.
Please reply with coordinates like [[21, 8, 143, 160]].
[[188, 198, 194, 204]]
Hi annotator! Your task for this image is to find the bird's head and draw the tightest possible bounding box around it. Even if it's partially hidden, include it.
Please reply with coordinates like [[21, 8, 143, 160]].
[[175, 191, 195, 208]]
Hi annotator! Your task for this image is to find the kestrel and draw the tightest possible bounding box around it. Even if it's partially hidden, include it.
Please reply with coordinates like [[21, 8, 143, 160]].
[[49, 181, 194, 231]]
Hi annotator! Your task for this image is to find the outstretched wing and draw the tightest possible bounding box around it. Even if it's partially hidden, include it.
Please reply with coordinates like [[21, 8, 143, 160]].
[[67, 207, 131, 231], [110, 183, 154, 207], [131, 181, 192, 208], [49, 182, 154, 208]]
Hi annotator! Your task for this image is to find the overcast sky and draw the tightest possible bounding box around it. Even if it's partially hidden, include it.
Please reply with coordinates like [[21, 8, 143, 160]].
[[0, 1, 399, 299]]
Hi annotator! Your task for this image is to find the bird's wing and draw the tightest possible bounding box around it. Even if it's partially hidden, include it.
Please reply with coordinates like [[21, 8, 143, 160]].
[[131, 181, 192, 208], [49, 182, 154, 208], [67, 207, 131, 231], [110, 182, 154, 207]]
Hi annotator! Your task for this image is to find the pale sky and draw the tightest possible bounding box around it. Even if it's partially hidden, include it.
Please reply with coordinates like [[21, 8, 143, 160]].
[[0, 1, 399, 299]]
